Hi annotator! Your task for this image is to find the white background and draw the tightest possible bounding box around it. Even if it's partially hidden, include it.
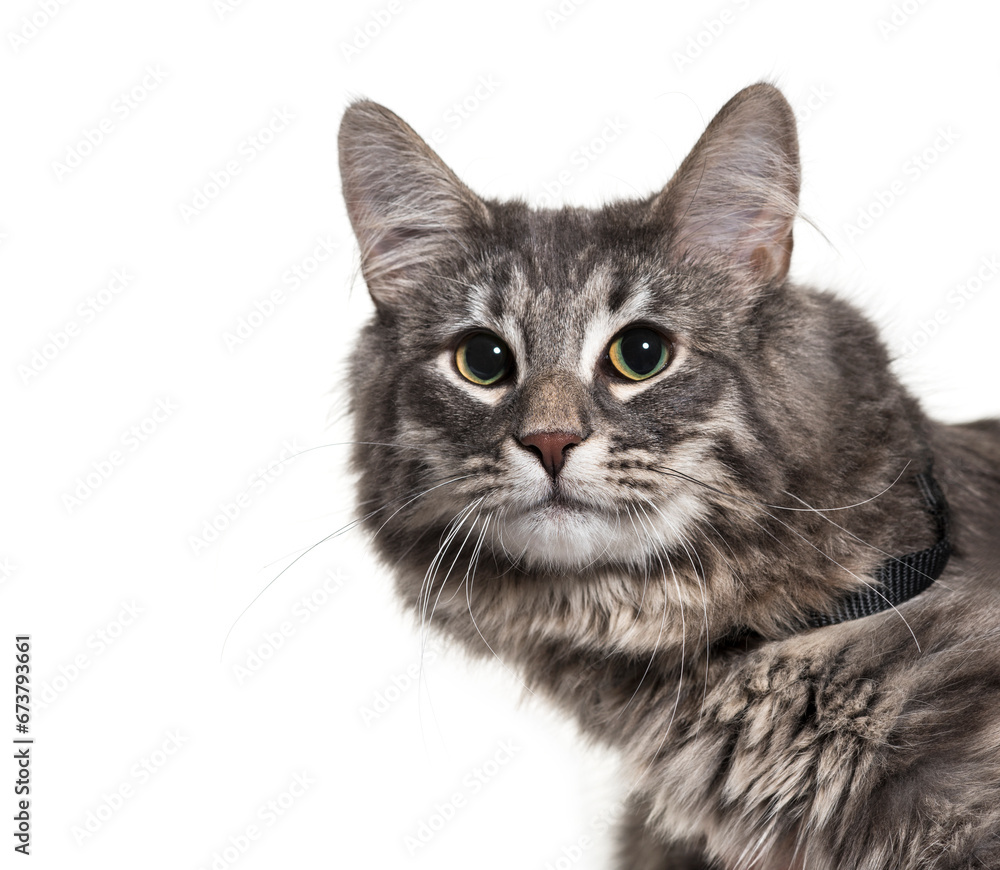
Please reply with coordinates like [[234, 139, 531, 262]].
[[2, 0, 998, 867]]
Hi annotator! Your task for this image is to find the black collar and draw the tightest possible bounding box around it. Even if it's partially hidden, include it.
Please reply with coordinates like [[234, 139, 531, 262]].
[[805, 466, 952, 628], [715, 466, 953, 652]]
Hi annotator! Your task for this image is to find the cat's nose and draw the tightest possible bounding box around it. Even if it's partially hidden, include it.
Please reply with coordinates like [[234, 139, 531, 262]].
[[519, 431, 582, 477]]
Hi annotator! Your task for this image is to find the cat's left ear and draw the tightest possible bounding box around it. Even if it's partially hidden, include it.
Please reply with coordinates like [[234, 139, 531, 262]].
[[652, 83, 800, 285], [338, 99, 490, 311]]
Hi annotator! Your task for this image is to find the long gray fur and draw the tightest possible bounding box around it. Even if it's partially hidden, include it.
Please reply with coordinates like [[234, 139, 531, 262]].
[[338, 83, 1000, 869]]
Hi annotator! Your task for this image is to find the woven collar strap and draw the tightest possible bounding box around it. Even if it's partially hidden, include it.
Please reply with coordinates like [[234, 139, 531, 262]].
[[806, 468, 951, 629]]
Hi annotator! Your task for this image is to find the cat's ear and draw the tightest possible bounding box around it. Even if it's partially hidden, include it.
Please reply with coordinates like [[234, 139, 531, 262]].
[[338, 99, 489, 310], [652, 83, 800, 284]]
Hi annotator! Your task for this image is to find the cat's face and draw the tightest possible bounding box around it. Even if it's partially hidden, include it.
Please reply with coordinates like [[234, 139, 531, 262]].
[[353, 210, 770, 572], [426, 251, 716, 571], [339, 85, 886, 642]]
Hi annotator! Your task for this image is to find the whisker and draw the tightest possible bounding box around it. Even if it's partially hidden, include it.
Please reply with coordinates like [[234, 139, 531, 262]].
[[653, 461, 909, 513], [614, 505, 678, 724], [624, 512, 689, 796], [612, 505, 652, 642], [221, 472, 472, 661], [413, 498, 490, 757], [640, 498, 714, 719], [778, 487, 941, 581], [235, 438, 447, 511], [649, 465, 922, 645], [463, 511, 536, 696], [419, 499, 482, 643], [424, 499, 486, 638]]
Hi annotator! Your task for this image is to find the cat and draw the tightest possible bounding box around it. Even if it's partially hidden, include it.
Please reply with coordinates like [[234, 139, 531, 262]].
[[337, 83, 1000, 869]]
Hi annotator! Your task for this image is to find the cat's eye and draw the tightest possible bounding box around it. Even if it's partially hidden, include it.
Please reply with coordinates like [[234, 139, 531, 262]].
[[455, 331, 513, 386], [608, 327, 670, 381]]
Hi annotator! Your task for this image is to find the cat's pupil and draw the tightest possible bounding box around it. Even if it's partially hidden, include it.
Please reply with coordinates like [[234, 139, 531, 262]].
[[457, 332, 511, 385], [612, 327, 668, 380]]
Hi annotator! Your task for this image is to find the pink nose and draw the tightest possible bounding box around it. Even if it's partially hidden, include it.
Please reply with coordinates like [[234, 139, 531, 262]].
[[519, 431, 582, 477]]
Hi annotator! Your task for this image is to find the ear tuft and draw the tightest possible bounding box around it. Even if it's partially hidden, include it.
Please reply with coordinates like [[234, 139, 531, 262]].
[[653, 83, 801, 285], [338, 100, 489, 310]]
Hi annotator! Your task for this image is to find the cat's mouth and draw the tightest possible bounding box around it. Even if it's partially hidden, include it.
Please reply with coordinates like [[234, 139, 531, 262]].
[[493, 491, 635, 568], [531, 491, 590, 511], [491, 477, 706, 569], [518, 489, 607, 521]]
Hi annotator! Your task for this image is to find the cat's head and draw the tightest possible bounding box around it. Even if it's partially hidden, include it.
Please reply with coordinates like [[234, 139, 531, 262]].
[[338, 84, 917, 647]]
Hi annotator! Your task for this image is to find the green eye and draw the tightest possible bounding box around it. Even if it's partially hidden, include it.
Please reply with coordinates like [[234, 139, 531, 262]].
[[608, 327, 669, 381], [456, 332, 513, 386]]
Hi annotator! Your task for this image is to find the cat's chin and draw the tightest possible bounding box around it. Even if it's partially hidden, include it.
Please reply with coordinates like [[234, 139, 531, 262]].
[[495, 499, 683, 570]]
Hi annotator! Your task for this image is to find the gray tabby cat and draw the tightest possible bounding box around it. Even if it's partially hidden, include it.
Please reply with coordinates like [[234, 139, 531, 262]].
[[337, 83, 1000, 869]]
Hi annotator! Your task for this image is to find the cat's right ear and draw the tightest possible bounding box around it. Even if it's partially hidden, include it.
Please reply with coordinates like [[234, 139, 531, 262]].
[[338, 100, 489, 311]]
